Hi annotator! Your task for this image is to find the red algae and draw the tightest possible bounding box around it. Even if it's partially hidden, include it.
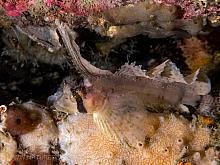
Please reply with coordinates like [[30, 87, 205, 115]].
[[0, 0, 32, 16], [0, 0, 142, 16], [154, 0, 220, 18]]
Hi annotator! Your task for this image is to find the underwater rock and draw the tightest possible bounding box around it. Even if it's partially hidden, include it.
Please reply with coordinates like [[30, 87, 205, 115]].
[[0, 105, 17, 165], [0, 102, 58, 164], [88, 1, 204, 39], [0, 131, 17, 165], [1, 26, 66, 65], [0, 1, 218, 41], [154, 0, 220, 18], [1, 1, 219, 65]]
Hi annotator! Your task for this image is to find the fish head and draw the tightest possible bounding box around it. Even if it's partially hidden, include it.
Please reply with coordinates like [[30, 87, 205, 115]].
[[78, 78, 108, 114]]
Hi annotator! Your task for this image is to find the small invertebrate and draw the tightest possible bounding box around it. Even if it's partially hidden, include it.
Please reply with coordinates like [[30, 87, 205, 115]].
[[49, 20, 218, 164], [199, 115, 215, 126], [0, 105, 7, 113], [6, 104, 42, 136]]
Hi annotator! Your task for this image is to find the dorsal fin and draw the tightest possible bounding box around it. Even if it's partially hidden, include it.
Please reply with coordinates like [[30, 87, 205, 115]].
[[189, 73, 211, 95], [147, 60, 186, 83], [115, 62, 147, 77], [184, 69, 211, 95], [147, 60, 168, 79], [184, 69, 200, 84]]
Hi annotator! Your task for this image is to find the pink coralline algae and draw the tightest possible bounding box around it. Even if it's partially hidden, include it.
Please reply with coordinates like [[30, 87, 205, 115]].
[[45, 0, 142, 16], [0, 0, 142, 17], [154, 0, 220, 18], [0, 0, 35, 16], [43, 0, 56, 7], [1, 0, 219, 17], [1, 1, 28, 16]]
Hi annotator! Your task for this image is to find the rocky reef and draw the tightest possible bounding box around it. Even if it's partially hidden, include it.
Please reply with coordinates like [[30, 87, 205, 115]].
[[0, 0, 220, 165]]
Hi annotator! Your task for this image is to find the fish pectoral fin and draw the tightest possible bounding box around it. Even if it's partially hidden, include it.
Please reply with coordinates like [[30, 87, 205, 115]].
[[92, 99, 149, 149], [93, 112, 124, 145]]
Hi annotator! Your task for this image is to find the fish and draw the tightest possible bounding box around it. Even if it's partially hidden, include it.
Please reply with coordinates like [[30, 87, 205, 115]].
[[53, 20, 212, 149]]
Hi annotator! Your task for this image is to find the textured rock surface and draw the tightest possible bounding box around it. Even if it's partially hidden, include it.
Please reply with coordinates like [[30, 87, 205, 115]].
[[1, 26, 66, 65], [0, 1, 220, 164], [0, 105, 17, 165], [88, 1, 204, 38], [0, 130, 17, 165], [58, 109, 216, 164], [18, 101, 58, 153]]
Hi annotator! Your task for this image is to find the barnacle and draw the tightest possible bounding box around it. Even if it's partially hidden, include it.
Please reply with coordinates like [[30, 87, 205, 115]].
[[199, 115, 215, 126], [178, 162, 193, 165], [0, 105, 6, 111], [48, 81, 78, 114]]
